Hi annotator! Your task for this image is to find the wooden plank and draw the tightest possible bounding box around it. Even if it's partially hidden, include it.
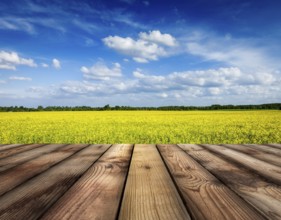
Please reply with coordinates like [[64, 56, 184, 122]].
[[201, 144, 281, 185], [265, 144, 281, 150], [0, 144, 25, 152], [179, 144, 281, 220], [0, 144, 89, 197], [157, 144, 264, 220], [0, 144, 66, 172], [0, 144, 110, 220], [221, 144, 281, 167], [118, 144, 191, 220], [0, 144, 45, 159], [41, 144, 133, 220], [243, 144, 281, 157]]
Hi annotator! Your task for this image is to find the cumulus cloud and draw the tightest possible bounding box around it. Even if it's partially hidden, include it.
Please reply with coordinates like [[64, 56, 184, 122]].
[[52, 58, 61, 69], [0, 50, 37, 70], [103, 30, 177, 63], [19, 64, 278, 106], [9, 76, 32, 81], [139, 30, 177, 46], [129, 67, 280, 99], [81, 62, 122, 80]]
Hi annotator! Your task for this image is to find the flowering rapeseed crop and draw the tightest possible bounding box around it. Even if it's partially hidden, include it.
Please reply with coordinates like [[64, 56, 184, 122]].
[[0, 111, 280, 144]]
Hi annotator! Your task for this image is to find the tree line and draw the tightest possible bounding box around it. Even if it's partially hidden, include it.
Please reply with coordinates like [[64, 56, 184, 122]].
[[0, 103, 280, 112]]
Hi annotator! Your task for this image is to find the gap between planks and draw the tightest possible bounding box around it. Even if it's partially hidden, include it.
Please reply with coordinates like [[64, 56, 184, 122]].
[[0, 144, 280, 220]]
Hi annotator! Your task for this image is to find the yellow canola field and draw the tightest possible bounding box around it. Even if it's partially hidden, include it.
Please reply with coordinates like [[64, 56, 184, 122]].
[[0, 110, 280, 144]]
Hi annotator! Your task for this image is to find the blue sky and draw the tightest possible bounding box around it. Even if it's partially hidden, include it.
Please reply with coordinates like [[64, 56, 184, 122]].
[[0, 0, 280, 107]]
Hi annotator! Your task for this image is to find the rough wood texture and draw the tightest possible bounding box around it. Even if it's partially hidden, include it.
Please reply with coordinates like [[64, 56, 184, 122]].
[[0, 144, 89, 196], [0, 144, 25, 152], [201, 144, 281, 185], [0, 144, 110, 220], [179, 144, 281, 220], [157, 144, 264, 220], [0, 144, 66, 172], [119, 144, 190, 220], [221, 144, 281, 167], [41, 144, 133, 220], [0, 143, 280, 220], [244, 144, 281, 157], [267, 144, 281, 149], [0, 144, 45, 159]]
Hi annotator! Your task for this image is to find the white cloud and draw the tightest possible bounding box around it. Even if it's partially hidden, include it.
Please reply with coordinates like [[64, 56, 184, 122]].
[[9, 76, 32, 81], [52, 58, 61, 69], [184, 32, 279, 72], [133, 57, 149, 63], [133, 69, 146, 78], [8, 61, 279, 106], [80, 62, 122, 80], [139, 30, 177, 47], [158, 93, 168, 98], [208, 87, 222, 95], [0, 80, 6, 84], [168, 67, 242, 87], [0, 17, 35, 34], [0, 16, 66, 34], [0, 51, 37, 70], [41, 63, 49, 68], [103, 30, 177, 63], [0, 64, 16, 70], [73, 19, 99, 34]]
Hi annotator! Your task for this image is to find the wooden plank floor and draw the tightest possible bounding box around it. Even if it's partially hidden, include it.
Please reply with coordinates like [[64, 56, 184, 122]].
[[0, 144, 280, 220]]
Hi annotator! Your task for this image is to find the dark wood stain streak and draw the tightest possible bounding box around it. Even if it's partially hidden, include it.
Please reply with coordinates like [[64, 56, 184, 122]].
[[201, 144, 281, 185], [157, 144, 264, 220], [0, 144, 279, 220], [0, 144, 90, 197], [0, 144, 26, 152], [41, 144, 133, 220], [179, 144, 281, 220], [0, 144, 67, 172], [0, 144, 110, 220], [266, 144, 281, 150], [0, 144, 45, 160], [242, 144, 281, 156], [222, 144, 281, 167]]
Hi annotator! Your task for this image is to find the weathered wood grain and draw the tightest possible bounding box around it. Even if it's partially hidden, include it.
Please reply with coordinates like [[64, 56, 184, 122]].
[[221, 144, 281, 167], [0, 144, 110, 220], [0, 144, 25, 152], [244, 144, 281, 157], [179, 144, 281, 220], [267, 144, 281, 149], [242, 144, 281, 156], [0, 144, 89, 196], [157, 144, 264, 220], [201, 144, 281, 185], [0, 144, 45, 159], [41, 144, 133, 220], [0, 144, 67, 172], [118, 144, 190, 220]]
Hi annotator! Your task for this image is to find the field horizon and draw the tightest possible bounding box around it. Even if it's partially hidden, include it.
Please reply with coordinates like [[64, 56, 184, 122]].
[[1, 110, 280, 144]]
